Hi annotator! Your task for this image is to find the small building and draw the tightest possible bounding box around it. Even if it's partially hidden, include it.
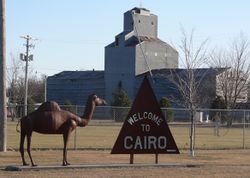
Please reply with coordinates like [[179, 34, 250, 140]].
[[47, 69, 248, 111], [47, 71, 104, 105]]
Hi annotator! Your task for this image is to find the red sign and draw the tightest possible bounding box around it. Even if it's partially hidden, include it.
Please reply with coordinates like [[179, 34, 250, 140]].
[[111, 76, 179, 154]]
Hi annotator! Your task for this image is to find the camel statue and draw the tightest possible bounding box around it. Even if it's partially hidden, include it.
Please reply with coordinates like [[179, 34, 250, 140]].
[[17, 94, 107, 166]]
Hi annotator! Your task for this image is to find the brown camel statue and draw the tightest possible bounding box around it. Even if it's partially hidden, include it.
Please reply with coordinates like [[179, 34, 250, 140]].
[[18, 94, 107, 166]]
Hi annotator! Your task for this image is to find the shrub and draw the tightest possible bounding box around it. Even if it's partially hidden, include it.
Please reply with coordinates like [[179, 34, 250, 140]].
[[111, 82, 131, 122], [159, 97, 174, 123]]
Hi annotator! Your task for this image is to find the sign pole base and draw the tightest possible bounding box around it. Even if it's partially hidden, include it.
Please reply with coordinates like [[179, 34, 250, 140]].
[[130, 154, 134, 164], [155, 154, 158, 164]]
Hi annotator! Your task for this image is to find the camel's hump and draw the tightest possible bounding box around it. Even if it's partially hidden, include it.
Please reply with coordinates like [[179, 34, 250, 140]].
[[37, 101, 61, 111]]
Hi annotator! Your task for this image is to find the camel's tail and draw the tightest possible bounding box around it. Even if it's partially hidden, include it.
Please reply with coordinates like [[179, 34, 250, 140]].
[[16, 119, 21, 133]]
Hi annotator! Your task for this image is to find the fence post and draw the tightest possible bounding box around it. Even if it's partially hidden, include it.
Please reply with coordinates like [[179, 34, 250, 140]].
[[243, 110, 245, 149], [113, 107, 116, 122], [74, 105, 77, 150]]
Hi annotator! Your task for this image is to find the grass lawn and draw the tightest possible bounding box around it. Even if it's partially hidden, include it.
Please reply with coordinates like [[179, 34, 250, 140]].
[[1, 121, 250, 177], [7, 121, 250, 150]]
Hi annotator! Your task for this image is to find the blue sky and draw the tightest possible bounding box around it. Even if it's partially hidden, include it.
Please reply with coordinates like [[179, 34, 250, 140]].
[[6, 0, 250, 76]]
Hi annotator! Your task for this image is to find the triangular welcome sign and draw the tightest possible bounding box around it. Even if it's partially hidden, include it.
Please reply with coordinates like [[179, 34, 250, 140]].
[[111, 76, 179, 154]]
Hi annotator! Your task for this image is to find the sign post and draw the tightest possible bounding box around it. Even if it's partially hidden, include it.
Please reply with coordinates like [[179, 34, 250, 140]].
[[111, 76, 179, 163]]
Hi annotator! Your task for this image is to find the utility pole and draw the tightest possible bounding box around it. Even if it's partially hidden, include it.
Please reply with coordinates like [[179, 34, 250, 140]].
[[20, 35, 35, 116], [0, 0, 7, 152]]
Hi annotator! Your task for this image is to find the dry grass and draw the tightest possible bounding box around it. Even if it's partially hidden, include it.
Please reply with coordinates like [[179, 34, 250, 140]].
[[1, 150, 250, 178], [2, 121, 250, 177]]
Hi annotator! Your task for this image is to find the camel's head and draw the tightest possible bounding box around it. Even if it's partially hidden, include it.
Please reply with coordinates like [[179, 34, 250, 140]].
[[90, 94, 107, 106]]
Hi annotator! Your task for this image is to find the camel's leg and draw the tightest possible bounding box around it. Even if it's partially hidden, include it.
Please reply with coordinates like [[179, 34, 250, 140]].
[[62, 132, 70, 166], [62, 120, 77, 166], [19, 131, 29, 166], [27, 131, 37, 167]]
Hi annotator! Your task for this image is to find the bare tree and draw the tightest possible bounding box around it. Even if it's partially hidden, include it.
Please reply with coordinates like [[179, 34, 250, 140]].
[[168, 29, 209, 156], [7, 53, 23, 103], [6, 53, 24, 120], [7, 55, 46, 119], [28, 73, 46, 103], [7, 55, 46, 104], [210, 34, 250, 125]]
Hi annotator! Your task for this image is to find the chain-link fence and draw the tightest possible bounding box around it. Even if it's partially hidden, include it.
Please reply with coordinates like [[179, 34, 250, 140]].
[[7, 104, 250, 150]]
